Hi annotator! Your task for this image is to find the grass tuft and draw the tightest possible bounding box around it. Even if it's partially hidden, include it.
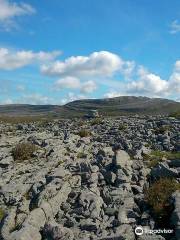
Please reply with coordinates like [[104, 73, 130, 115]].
[[12, 142, 37, 162], [90, 118, 103, 126], [0, 208, 5, 222], [78, 129, 91, 138]]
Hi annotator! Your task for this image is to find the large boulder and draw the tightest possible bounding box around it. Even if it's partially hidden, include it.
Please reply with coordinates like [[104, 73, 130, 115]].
[[10, 225, 42, 240], [151, 162, 178, 179], [114, 150, 132, 172], [171, 191, 180, 239]]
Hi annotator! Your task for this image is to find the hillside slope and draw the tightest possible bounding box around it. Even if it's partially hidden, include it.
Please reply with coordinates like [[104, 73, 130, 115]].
[[0, 96, 179, 117], [65, 96, 180, 116]]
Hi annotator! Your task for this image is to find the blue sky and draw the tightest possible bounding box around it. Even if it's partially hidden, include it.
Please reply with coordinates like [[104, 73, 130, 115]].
[[0, 0, 180, 104]]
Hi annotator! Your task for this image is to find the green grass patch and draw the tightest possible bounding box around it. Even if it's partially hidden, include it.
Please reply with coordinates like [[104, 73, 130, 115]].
[[169, 111, 180, 119], [143, 150, 180, 168], [118, 124, 127, 131]]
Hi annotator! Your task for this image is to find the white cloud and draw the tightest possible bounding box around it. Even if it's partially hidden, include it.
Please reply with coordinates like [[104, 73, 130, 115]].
[[0, 0, 35, 30], [41, 51, 125, 78], [1, 49, 180, 104], [127, 66, 169, 96], [170, 20, 180, 34], [0, 94, 57, 105], [104, 61, 180, 99], [42, 51, 134, 96], [80, 80, 97, 93], [22, 94, 52, 105], [16, 94, 54, 105], [0, 98, 13, 104], [48, 53, 180, 100], [169, 61, 180, 93], [54, 77, 81, 90], [0, 48, 60, 70], [121, 61, 135, 78], [104, 91, 123, 98], [16, 84, 25, 91], [60, 92, 86, 105], [174, 60, 180, 71], [54, 77, 97, 94]]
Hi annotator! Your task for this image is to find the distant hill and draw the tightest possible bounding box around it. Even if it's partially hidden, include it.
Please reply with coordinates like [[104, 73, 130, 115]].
[[65, 96, 180, 116], [0, 96, 180, 118]]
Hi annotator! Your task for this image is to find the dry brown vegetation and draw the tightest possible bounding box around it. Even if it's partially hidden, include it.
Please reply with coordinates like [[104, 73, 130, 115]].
[[12, 142, 37, 162], [78, 129, 91, 138], [145, 178, 180, 222], [0, 208, 5, 222]]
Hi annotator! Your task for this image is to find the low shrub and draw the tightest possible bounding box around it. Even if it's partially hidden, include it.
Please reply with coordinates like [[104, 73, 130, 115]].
[[169, 111, 180, 119], [145, 178, 180, 222], [90, 118, 103, 126], [12, 142, 36, 161], [77, 152, 87, 158], [154, 126, 171, 135], [78, 129, 91, 138], [118, 124, 127, 131]]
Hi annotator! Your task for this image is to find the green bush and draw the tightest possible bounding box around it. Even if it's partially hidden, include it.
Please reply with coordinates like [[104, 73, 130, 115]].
[[154, 126, 171, 135], [118, 124, 127, 131], [169, 111, 180, 119], [78, 129, 91, 138], [145, 178, 180, 221], [90, 118, 103, 126], [12, 142, 36, 161]]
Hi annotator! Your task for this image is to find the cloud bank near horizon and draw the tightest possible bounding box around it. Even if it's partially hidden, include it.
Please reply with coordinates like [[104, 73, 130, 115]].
[[0, 48, 180, 105]]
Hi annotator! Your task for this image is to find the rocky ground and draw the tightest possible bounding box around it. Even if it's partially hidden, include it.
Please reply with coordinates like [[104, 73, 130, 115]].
[[0, 116, 180, 240]]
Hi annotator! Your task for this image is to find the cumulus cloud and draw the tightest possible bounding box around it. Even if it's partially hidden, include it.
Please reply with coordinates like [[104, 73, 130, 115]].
[[0, 0, 35, 30], [41, 51, 126, 78], [127, 66, 169, 96], [54, 77, 97, 94], [54, 77, 81, 90], [174, 60, 180, 71], [169, 61, 180, 93], [0, 48, 60, 70], [60, 92, 86, 105], [80, 80, 97, 94], [104, 61, 180, 99], [121, 61, 135, 78], [43, 50, 134, 96], [104, 91, 124, 98], [1, 49, 179, 104], [170, 20, 180, 34]]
